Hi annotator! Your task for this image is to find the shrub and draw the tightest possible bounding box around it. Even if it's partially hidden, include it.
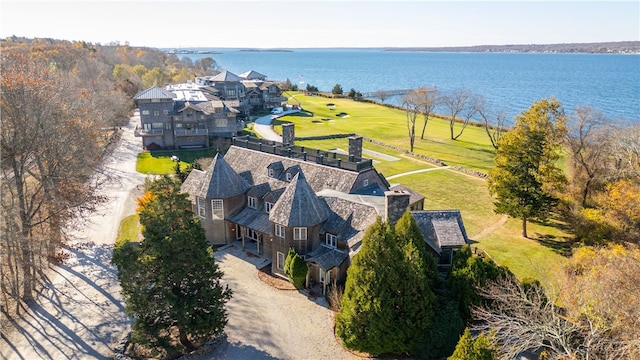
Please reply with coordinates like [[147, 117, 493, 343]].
[[284, 247, 307, 289]]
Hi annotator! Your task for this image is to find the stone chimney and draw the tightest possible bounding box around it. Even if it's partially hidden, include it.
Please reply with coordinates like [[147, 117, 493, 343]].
[[282, 123, 295, 146], [348, 135, 363, 159], [385, 190, 411, 226]]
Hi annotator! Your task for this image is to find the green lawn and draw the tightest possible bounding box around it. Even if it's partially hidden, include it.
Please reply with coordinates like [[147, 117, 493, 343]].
[[279, 94, 497, 173], [136, 148, 218, 175], [131, 93, 575, 287], [116, 214, 140, 248]]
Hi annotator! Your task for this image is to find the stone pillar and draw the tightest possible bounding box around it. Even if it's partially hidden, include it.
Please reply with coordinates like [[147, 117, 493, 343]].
[[385, 190, 411, 226], [282, 123, 295, 146], [348, 135, 363, 159]]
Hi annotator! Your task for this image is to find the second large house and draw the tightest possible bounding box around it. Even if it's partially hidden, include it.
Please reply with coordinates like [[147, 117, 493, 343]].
[[181, 128, 470, 293]]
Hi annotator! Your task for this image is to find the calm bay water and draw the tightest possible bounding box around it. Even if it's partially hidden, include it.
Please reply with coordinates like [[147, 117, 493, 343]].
[[180, 49, 640, 124]]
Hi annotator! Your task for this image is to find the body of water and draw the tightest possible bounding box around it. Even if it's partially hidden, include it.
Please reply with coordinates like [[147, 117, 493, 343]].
[[179, 49, 640, 124]]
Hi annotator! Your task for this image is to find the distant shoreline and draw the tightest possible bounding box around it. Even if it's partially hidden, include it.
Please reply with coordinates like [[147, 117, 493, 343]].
[[383, 41, 640, 54], [164, 41, 640, 55]]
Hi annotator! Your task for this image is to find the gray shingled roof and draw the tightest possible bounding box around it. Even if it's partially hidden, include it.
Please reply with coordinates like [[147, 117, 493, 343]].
[[411, 210, 469, 254], [223, 146, 370, 194], [320, 196, 380, 256], [269, 171, 328, 227], [210, 70, 243, 82], [389, 183, 425, 205], [133, 87, 175, 100], [228, 207, 272, 235], [308, 246, 349, 270], [239, 70, 267, 80], [181, 154, 250, 199]]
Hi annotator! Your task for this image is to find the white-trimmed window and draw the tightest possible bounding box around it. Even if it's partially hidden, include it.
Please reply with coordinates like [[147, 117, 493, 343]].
[[326, 233, 337, 248], [197, 197, 206, 218], [286, 172, 292, 181], [248, 196, 257, 209], [268, 168, 274, 177], [163, 109, 170, 115], [277, 252, 285, 270], [142, 110, 150, 115], [275, 224, 285, 238], [294, 227, 307, 240], [211, 199, 223, 219], [265, 202, 274, 213], [246, 228, 258, 240], [153, 110, 160, 117], [164, 123, 172, 130], [215, 118, 228, 127], [363, 179, 369, 186]]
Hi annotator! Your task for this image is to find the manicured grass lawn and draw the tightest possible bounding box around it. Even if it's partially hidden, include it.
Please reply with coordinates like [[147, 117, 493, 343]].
[[475, 217, 571, 293], [279, 94, 497, 173], [116, 214, 140, 247], [136, 148, 218, 175], [282, 93, 574, 287]]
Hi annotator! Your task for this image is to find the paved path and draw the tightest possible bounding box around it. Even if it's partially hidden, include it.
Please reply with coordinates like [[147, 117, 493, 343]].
[[386, 166, 453, 180], [1, 118, 146, 360]]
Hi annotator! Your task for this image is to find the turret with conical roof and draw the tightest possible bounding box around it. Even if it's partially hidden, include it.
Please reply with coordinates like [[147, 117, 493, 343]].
[[269, 171, 328, 227]]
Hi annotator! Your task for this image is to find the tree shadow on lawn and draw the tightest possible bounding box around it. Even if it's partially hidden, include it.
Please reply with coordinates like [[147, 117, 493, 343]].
[[529, 213, 575, 257]]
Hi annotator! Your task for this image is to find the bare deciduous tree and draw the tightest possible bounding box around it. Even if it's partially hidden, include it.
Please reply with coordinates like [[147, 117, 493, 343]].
[[401, 90, 421, 152], [416, 87, 440, 140], [475, 96, 507, 149], [442, 88, 472, 140], [374, 90, 391, 103]]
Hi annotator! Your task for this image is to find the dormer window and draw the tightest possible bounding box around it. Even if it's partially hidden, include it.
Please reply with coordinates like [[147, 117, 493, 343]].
[[265, 202, 273, 213], [268, 168, 274, 178], [286, 172, 292, 181], [294, 227, 307, 240], [248, 196, 257, 209], [363, 179, 369, 187], [326, 233, 337, 248]]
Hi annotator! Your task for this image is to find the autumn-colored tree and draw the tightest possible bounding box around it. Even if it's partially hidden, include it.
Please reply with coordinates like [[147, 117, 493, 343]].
[[487, 98, 568, 238], [112, 176, 232, 356], [1, 46, 105, 306]]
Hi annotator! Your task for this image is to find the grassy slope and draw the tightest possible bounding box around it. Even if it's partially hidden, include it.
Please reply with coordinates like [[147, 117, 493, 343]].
[[133, 92, 572, 288], [285, 93, 571, 288]]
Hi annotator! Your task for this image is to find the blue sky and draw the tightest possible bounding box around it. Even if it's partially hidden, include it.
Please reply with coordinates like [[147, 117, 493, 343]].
[[1, 1, 638, 48]]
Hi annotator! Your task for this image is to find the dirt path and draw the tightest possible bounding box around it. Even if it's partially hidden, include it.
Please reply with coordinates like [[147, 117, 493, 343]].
[[0, 118, 146, 360], [471, 214, 509, 241]]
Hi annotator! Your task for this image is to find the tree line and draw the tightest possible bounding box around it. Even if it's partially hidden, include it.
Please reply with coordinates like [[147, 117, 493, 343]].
[[0, 37, 219, 316]]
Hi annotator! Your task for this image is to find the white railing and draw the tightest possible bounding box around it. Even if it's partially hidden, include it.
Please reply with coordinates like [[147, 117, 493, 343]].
[[174, 128, 209, 136]]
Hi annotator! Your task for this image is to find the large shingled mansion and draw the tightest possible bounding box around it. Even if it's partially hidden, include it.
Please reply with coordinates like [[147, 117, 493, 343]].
[[134, 73, 470, 293]]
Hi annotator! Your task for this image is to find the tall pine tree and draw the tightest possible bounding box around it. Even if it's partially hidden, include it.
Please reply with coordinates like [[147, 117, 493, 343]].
[[488, 98, 567, 238], [112, 176, 232, 355], [336, 217, 436, 356]]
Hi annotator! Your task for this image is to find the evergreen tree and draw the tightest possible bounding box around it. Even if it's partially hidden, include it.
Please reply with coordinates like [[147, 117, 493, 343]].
[[332, 83, 344, 95], [449, 245, 511, 323], [448, 328, 497, 360], [487, 98, 567, 238], [112, 176, 232, 355], [395, 210, 439, 286], [284, 247, 307, 289], [336, 217, 436, 356]]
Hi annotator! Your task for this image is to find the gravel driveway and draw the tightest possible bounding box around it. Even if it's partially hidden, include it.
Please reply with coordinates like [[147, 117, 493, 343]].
[[203, 244, 360, 360]]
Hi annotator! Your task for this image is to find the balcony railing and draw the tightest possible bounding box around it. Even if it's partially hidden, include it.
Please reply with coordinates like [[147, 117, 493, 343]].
[[174, 128, 209, 137], [134, 127, 163, 137]]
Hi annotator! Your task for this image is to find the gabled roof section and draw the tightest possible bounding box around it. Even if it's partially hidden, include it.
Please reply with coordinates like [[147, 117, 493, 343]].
[[240, 70, 267, 80], [411, 210, 469, 254], [210, 70, 243, 82], [178, 101, 206, 113], [182, 153, 249, 199], [269, 171, 328, 227], [134, 87, 175, 100]]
